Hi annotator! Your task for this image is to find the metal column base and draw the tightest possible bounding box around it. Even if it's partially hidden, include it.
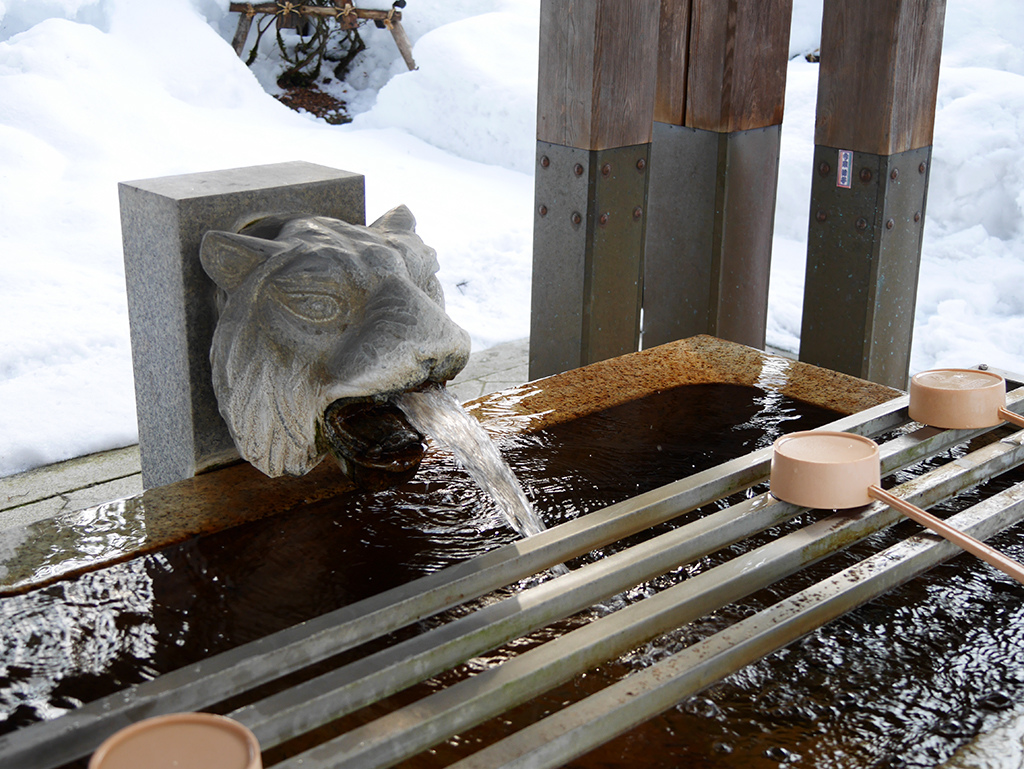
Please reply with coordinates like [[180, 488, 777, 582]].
[[800, 144, 931, 389], [642, 122, 782, 350], [529, 141, 650, 380]]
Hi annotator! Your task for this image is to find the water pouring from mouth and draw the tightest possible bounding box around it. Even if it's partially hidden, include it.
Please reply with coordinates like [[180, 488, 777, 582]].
[[394, 384, 549, 540]]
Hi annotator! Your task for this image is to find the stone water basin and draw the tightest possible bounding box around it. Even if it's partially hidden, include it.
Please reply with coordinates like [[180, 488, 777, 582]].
[[2, 335, 1024, 768]]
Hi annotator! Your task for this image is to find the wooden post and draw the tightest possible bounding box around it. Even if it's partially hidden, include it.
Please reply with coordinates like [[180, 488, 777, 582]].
[[529, 0, 661, 380], [642, 0, 793, 350], [799, 0, 945, 389], [388, 18, 417, 71], [231, 8, 254, 56]]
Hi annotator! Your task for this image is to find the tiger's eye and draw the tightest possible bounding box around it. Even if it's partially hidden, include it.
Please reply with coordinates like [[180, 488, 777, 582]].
[[281, 292, 342, 322]]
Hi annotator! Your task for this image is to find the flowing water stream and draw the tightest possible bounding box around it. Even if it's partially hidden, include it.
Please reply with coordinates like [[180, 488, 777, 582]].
[[394, 385, 548, 539]]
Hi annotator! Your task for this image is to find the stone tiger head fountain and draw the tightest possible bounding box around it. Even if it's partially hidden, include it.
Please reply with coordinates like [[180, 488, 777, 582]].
[[199, 205, 471, 489]]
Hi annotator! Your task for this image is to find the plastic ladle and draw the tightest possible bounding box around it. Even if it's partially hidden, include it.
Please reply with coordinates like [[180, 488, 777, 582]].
[[89, 712, 262, 769], [909, 368, 1024, 430], [770, 431, 1024, 585]]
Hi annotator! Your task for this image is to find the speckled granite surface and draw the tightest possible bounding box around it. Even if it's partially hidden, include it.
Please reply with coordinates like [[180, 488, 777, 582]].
[[465, 335, 902, 429], [0, 336, 903, 595]]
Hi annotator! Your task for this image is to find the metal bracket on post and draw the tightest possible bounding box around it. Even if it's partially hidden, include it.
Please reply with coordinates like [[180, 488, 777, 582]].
[[530, 141, 650, 380], [800, 145, 931, 389], [643, 123, 718, 347], [643, 123, 781, 350]]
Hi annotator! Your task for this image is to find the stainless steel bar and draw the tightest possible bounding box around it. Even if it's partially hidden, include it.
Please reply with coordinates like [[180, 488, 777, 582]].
[[231, 488, 807, 746], [272, 430, 1024, 769], [234, 403, 989, 749], [0, 397, 911, 769], [452, 479, 1024, 769], [232, 498, 794, 745]]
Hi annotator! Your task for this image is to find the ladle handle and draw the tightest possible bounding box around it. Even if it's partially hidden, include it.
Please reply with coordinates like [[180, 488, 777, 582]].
[[868, 485, 1024, 586], [998, 406, 1024, 430]]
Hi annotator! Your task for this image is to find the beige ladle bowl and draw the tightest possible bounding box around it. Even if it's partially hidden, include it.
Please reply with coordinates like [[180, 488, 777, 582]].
[[909, 368, 1024, 429], [89, 713, 261, 769], [771, 431, 1024, 585]]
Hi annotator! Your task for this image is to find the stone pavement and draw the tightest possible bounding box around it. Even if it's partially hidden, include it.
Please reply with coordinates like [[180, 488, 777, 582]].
[[0, 337, 530, 532]]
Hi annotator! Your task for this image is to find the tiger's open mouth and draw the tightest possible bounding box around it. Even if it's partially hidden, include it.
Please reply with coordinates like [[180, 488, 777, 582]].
[[321, 397, 428, 491]]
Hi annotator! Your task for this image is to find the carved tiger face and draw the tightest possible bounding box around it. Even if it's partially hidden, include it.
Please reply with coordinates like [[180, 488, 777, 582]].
[[199, 205, 470, 481]]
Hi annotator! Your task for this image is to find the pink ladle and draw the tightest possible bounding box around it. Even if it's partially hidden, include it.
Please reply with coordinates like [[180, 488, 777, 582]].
[[89, 712, 261, 769], [770, 431, 1024, 585], [909, 368, 1024, 430]]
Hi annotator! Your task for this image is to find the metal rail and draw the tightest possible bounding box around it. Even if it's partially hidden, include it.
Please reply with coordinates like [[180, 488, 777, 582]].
[[451, 480, 1024, 769], [270, 425, 1024, 768], [2, 391, 1024, 769]]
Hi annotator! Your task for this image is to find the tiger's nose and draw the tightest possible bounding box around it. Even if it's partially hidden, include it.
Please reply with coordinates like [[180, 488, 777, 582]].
[[324, 275, 471, 399]]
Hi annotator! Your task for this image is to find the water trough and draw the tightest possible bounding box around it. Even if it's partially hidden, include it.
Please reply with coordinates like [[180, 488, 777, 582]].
[[2, 335, 1024, 768]]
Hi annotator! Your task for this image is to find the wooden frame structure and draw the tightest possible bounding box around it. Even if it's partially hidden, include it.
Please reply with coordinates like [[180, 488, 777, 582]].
[[229, 2, 416, 71], [800, 0, 946, 388], [529, 1, 660, 379], [644, 0, 793, 352], [532, 0, 946, 389]]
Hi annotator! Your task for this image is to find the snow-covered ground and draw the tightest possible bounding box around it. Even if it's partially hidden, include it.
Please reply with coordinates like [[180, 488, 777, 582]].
[[0, 0, 1022, 477]]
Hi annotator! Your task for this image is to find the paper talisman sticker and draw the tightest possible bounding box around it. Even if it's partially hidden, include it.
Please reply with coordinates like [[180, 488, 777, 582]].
[[837, 150, 853, 188]]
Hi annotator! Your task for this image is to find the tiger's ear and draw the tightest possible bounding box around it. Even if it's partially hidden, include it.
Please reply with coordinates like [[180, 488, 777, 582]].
[[370, 204, 416, 233], [200, 231, 289, 291]]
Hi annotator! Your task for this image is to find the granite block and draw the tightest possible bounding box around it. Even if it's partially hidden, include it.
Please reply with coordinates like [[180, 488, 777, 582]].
[[119, 161, 365, 488]]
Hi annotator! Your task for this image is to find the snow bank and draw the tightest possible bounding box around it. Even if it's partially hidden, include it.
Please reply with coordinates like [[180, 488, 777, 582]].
[[352, 7, 538, 174]]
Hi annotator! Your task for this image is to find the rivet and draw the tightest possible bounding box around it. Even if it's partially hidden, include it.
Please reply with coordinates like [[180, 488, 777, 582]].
[[890, 168, 899, 181], [538, 205, 548, 217], [859, 168, 873, 183], [856, 217, 868, 231], [574, 163, 584, 176], [816, 209, 828, 223], [885, 218, 895, 230], [636, 158, 646, 172], [914, 211, 922, 222], [633, 206, 643, 220], [540, 156, 550, 168], [919, 162, 927, 174], [598, 212, 610, 226], [601, 163, 611, 177], [571, 212, 582, 226], [819, 161, 831, 176]]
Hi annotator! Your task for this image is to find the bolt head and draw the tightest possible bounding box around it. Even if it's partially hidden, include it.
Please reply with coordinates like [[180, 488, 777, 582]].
[[819, 161, 831, 176], [598, 212, 610, 226], [636, 158, 646, 172], [574, 163, 584, 176], [890, 168, 899, 181], [633, 206, 643, 220], [859, 168, 873, 183], [914, 211, 922, 222], [919, 162, 927, 174], [538, 205, 548, 217], [816, 209, 828, 223], [601, 163, 611, 177], [885, 218, 895, 229], [571, 212, 582, 225], [856, 217, 868, 231], [540, 156, 550, 168]]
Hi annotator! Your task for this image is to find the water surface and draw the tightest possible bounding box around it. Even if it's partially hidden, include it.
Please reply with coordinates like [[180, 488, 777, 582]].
[[2, 384, 1022, 768]]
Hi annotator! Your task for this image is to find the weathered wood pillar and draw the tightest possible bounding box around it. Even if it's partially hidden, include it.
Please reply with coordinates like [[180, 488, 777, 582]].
[[642, 0, 793, 350], [799, 0, 945, 389], [529, 0, 661, 380]]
